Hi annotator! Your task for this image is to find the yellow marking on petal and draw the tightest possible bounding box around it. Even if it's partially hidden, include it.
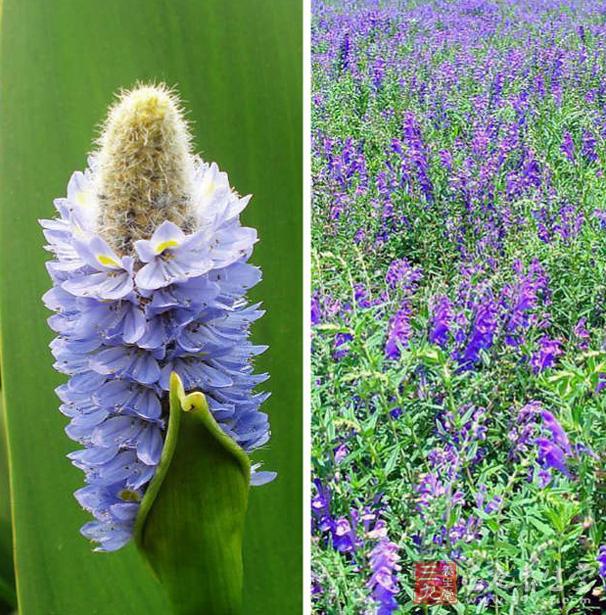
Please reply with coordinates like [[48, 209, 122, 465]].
[[154, 239, 179, 254], [97, 254, 121, 268], [76, 191, 91, 207], [202, 179, 216, 199], [119, 489, 141, 502]]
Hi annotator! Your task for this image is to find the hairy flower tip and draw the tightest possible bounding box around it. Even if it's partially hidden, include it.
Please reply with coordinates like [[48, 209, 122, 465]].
[[39, 87, 273, 551], [96, 83, 195, 254]]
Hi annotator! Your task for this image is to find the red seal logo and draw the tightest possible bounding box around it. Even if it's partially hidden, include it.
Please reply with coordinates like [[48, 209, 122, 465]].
[[414, 561, 457, 605]]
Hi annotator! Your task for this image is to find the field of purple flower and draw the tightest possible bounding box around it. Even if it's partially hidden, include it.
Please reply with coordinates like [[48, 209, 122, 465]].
[[311, 1, 606, 613]]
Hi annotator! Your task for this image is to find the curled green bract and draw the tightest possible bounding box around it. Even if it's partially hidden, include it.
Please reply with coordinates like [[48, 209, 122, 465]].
[[135, 372, 250, 615]]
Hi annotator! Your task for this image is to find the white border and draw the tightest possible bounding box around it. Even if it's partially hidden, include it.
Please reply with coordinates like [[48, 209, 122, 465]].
[[302, 0, 312, 612]]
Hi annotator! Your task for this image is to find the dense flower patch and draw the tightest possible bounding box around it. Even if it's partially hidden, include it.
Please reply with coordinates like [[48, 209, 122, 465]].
[[311, 1, 606, 612]]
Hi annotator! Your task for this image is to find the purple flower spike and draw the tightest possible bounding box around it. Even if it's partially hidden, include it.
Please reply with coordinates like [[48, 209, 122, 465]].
[[598, 546, 606, 582], [561, 131, 575, 162], [573, 317, 590, 350], [540, 410, 572, 456], [459, 299, 498, 367], [535, 438, 571, 479], [41, 85, 271, 551], [367, 522, 401, 615], [385, 258, 423, 292], [530, 336, 562, 373], [385, 302, 412, 360], [429, 295, 453, 348]]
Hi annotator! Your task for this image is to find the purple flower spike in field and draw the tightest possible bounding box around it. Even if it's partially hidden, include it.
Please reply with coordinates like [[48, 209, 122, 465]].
[[598, 546, 606, 583], [40, 84, 272, 551], [312, 0, 606, 611], [367, 521, 401, 615]]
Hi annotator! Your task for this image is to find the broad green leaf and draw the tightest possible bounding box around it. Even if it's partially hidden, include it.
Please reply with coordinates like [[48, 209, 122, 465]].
[[0, 0, 302, 613], [135, 373, 250, 615], [0, 394, 16, 612]]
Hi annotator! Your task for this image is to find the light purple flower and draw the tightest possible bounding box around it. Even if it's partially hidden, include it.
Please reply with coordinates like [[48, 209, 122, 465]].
[[41, 158, 270, 551]]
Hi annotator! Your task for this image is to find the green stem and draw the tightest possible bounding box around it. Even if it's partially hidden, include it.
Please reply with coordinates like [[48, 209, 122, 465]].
[[556, 543, 567, 615]]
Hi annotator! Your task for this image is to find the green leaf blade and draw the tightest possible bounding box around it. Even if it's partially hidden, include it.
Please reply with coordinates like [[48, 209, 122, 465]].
[[136, 373, 250, 615]]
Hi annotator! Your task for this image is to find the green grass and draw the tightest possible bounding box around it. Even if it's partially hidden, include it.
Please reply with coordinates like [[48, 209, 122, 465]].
[[0, 1, 301, 613]]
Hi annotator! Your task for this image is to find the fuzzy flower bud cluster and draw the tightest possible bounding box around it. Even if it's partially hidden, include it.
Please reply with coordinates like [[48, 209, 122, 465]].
[[40, 84, 273, 551]]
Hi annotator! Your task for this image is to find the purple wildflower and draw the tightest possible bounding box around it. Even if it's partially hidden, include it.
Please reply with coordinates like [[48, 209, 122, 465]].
[[598, 546, 606, 582], [530, 336, 562, 373], [367, 521, 401, 615], [334, 443, 348, 464], [311, 291, 322, 325], [384, 302, 412, 360], [540, 410, 572, 456], [385, 258, 422, 292], [389, 407, 402, 419], [333, 332, 353, 361], [372, 56, 386, 90], [417, 472, 447, 508], [502, 258, 549, 346], [535, 437, 571, 478], [333, 517, 359, 553], [536, 467, 552, 488], [475, 485, 502, 514], [459, 299, 499, 367], [573, 317, 590, 350], [338, 33, 352, 73], [311, 479, 334, 534], [561, 131, 575, 162], [354, 283, 372, 308], [402, 112, 434, 202], [594, 209, 606, 230], [429, 295, 453, 348], [484, 496, 503, 514], [582, 130, 597, 163]]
